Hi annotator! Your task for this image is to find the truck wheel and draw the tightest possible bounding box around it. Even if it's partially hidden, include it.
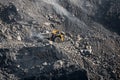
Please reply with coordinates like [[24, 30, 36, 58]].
[[54, 37, 61, 43]]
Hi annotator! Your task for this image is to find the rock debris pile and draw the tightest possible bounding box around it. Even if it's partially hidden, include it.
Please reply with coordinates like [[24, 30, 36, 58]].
[[0, 0, 120, 80]]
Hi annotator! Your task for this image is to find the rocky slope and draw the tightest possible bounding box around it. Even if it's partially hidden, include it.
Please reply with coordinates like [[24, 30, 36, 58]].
[[0, 0, 120, 80]]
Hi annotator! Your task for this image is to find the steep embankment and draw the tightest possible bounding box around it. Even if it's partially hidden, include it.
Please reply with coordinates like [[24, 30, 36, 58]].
[[0, 0, 120, 80]]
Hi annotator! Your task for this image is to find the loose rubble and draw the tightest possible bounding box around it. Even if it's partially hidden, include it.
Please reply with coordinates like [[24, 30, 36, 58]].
[[0, 0, 120, 80]]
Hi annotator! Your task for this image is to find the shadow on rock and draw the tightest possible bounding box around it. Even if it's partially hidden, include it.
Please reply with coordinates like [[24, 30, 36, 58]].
[[0, 48, 10, 68], [24, 65, 88, 80], [17, 45, 67, 63], [17, 45, 88, 80], [0, 3, 20, 24], [16, 45, 68, 78], [93, 0, 120, 35]]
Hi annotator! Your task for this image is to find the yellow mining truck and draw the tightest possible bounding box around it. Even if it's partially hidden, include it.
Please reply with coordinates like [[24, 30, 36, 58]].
[[41, 29, 65, 42]]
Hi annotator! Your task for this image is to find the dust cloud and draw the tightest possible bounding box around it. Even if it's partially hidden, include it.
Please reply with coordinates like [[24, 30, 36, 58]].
[[42, 0, 87, 29], [69, 0, 93, 13]]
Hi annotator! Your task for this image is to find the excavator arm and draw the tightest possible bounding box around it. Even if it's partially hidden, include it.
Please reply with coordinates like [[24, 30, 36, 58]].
[[34, 29, 65, 42]]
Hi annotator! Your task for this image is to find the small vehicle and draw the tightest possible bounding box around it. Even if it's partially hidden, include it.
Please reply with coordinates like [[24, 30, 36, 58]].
[[40, 29, 65, 42]]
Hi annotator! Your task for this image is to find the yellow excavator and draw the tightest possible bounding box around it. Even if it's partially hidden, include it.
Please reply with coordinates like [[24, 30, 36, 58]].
[[49, 29, 64, 42], [40, 29, 65, 42]]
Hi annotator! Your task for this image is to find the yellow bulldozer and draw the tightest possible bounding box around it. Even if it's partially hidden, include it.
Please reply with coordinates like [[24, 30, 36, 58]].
[[40, 29, 65, 42]]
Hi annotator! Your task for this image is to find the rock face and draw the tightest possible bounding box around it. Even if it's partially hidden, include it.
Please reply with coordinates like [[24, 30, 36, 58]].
[[0, 0, 120, 80]]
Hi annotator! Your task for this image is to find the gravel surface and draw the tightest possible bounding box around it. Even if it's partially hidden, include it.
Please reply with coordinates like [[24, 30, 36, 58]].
[[0, 0, 120, 80]]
